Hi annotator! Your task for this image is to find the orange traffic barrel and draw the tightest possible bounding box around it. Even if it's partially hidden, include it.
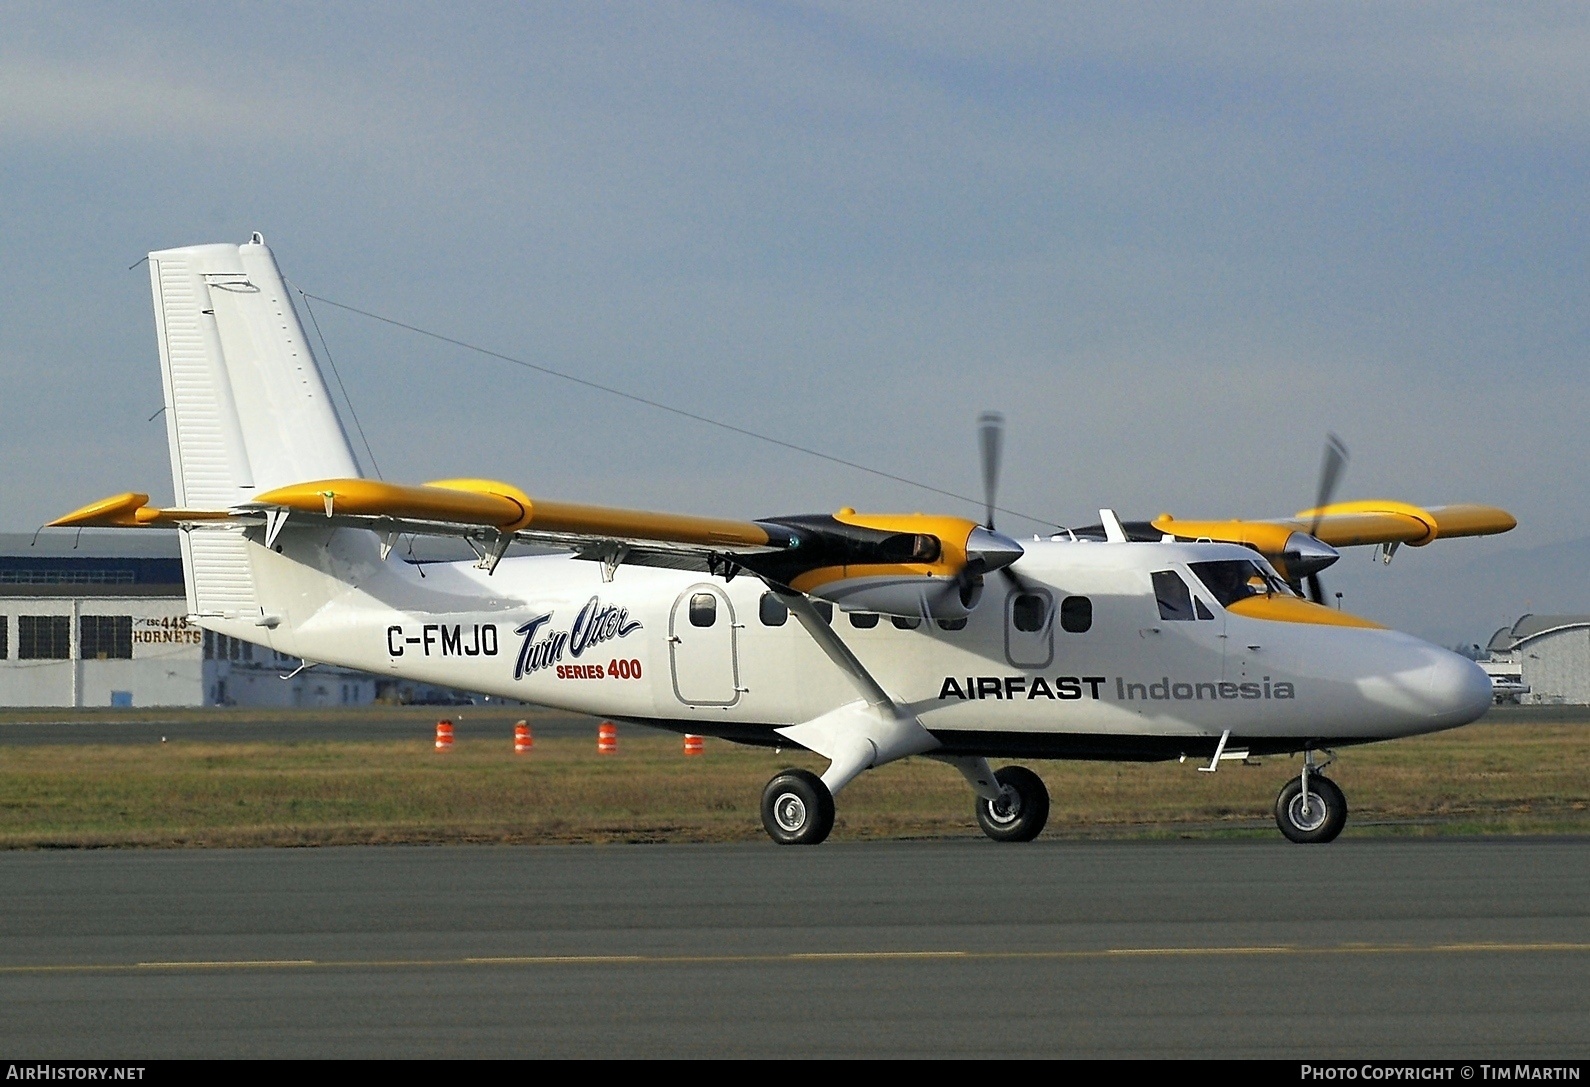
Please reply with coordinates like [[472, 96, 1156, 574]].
[[597, 721, 618, 755], [514, 720, 533, 754], [434, 720, 455, 752], [683, 734, 704, 757]]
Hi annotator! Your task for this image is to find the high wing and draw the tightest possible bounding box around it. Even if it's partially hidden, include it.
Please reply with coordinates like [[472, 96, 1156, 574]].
[[51, 477, 1023, 617], [1150, 499, 1516, 583]]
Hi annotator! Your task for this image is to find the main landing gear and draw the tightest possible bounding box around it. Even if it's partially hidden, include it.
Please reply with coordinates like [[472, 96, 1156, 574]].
[[760, 769, 836, 845], [1274, 750, 1347, 844], [758, 762, 1052, 845]]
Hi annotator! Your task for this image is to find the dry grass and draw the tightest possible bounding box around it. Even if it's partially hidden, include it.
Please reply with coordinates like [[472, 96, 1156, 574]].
[[0, 721, 1586, 848]]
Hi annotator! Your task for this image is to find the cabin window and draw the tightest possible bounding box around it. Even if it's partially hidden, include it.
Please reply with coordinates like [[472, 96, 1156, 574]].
[[0, 616, 7, 660], [1152, 571, 1195, 621], [811, 600, 833, 624], [80, 616, 133, 660], [1012, 593, 1049, 633], [17, 615, 70, 660], [689, 592, 717, 627], [1060, 596, 1092, 633], [891, 615, 922, 630], [849, 612, 879, 629], [937, 617, 968, 631], [758, 593, 788, 627]]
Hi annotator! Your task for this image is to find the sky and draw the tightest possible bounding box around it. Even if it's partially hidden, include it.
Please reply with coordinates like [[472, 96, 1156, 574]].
[[1, 1, 1586, 648]]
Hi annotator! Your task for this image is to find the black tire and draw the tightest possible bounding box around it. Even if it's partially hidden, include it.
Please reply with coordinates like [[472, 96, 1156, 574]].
[[1274, 775, 1348, 844], [975, 766, 1050, 842], [761, 769, 835, 845]]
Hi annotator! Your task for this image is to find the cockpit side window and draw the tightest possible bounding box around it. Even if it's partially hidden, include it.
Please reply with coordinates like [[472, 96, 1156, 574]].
[[1152, 570, 1196, 621], [1189, 559, 1292, 607]]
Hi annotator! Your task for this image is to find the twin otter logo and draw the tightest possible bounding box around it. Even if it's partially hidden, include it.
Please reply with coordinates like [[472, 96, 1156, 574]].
[[513, 596, 642, 680]]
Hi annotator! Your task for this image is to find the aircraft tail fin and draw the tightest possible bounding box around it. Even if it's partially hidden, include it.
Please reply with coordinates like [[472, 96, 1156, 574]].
[[147, 233, 362, 619]]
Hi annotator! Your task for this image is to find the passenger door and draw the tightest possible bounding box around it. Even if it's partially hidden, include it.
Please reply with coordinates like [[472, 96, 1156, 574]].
[[1004, 588, 1055, 669], [669, 586, 741, 707]]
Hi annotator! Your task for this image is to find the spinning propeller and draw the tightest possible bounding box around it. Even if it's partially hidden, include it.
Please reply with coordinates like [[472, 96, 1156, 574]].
[[1295, 433, 1349, 604], [961, 411, 1028, 604]]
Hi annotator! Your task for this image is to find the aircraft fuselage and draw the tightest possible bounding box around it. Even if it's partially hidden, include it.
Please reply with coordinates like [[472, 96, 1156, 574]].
[[246, 530, 1491, 762]]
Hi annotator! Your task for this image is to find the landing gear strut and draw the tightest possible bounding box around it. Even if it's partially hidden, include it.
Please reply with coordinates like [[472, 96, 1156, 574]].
[[975, 765, 1050, 842], [1274, 750, 1347, 844], [761, 769, 835, 845]]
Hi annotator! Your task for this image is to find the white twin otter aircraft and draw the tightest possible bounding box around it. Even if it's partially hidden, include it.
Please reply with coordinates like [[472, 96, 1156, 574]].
[[57, 236, 1516, 845]]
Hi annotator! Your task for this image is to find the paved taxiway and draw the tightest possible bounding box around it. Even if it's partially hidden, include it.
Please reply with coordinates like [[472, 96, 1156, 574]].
[[0, 840, 1585, 1058]]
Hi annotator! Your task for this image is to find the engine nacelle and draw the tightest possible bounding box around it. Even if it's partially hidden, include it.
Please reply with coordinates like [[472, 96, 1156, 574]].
[[743, 510, 1021, 620]]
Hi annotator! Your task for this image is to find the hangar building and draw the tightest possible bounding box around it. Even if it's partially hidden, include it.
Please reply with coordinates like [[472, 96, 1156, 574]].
[[0, 532, 381, 708], [1484, 614, 1590, 705]]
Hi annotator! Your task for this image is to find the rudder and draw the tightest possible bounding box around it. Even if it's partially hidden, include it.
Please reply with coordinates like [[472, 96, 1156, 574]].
[[148, 233, 360, 620]]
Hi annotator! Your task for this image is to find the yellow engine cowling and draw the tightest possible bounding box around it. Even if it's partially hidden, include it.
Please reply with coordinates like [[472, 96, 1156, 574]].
[[777, 510, 1023, 619]]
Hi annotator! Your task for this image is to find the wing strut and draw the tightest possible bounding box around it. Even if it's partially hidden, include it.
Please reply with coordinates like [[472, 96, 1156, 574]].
[[774, 589, 892, 709], [767, 586, 940, 795]]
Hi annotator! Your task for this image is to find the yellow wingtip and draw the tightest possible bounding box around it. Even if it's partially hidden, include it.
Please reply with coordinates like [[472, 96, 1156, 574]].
[[49, 492, 152, 528]]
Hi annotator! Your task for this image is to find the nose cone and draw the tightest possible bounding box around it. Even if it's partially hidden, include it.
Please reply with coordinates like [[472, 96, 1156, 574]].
[[966, 526, 1024, 573], [1425, 651, 1494, 728]]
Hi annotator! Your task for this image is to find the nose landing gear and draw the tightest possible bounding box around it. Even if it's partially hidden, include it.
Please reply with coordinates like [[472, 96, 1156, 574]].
[[1275, 749, 1347, 843], [975, 765, 1050, 842]]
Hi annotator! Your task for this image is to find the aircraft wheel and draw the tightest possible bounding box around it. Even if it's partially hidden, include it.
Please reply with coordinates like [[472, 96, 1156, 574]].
[[975, 766, 1050, 843], [1274, 775, 1348, 844], [761, 769, 835, 846]]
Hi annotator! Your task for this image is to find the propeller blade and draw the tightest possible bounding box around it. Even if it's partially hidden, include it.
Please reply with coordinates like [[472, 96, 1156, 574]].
[[1309, 433, 1349, 538], [999, 564, 1034, 595], [978, 411, 1004, 529], [1306, 573, 1325, 606]]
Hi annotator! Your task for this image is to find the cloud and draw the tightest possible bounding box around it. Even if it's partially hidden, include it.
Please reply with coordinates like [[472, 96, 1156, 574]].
[[0, 2, 1584, 645]]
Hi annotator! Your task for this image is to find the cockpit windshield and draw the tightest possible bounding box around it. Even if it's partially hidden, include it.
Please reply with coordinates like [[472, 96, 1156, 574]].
[[1189, 559, 1293, 607]]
